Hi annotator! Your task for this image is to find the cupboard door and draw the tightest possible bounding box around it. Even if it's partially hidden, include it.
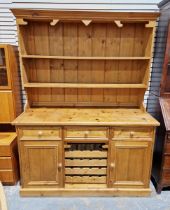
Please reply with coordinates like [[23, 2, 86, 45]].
[[20, 141, 63, 188], [0, 91, 15, 123], [109, 141, 152, 188]]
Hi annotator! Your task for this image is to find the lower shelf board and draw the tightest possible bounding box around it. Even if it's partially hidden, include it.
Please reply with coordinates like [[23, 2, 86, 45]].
[[20, 187, 151, 197]]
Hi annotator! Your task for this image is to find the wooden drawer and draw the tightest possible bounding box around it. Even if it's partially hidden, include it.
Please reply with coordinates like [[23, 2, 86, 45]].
[[165, 142, 170, 154], [162, 170, 170, 184], [0, 146, 11, 156], [111, 127, 153, 139], [19, 127, 62, 140], [163, 155, 170, 169], [64, 127, 108, 140], [0, 170, 14, 183], [0, 157, 12, 169]]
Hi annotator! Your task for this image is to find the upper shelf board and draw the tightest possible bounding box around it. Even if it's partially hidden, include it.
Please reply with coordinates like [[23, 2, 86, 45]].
[[11, 9, 160, 22], [21, 55, 151, 60]]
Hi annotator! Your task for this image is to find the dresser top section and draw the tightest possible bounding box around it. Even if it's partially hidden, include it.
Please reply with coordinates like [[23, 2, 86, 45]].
[[12, 108, 159, 126], [11, 9, 159, 21], [0, 133, 17, 145]]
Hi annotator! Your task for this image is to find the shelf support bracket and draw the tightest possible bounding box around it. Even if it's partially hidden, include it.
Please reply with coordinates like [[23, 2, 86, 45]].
[[145, 21, 156, 28], [50, 19, 59, 26], [82, 20, 92, 26], [114, 20, 123, 28], [16, 18, 28, 25]]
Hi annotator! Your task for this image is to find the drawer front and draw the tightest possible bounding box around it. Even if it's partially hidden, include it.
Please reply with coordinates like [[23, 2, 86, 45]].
[[163, 155, 170, 169], [165, 142, 170, 154], [64, 127, 109, 140], [19, 127, 62, 140], [0, 170, 14, 183], [0, 146, 11, 156], [162, 170, 170, 184], [0, 157, 12, 169], [111, 127, 153, 139]]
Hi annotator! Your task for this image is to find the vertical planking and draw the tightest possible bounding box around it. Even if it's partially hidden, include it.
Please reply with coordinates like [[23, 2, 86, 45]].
[[117, 24, 135, 104], [91, 23, 106, 103], [104, 23, 121, 104], [143, 25, 155, 89], [24, 23, 38, 105], [18, 25, 27, 55], [64, 23, 78, 102], [130, 24, 145, 106], [105, 24, 120, 83], [34, 22, 51, 103], [49, 22, 64, 102], [77, 23, 92, 103]]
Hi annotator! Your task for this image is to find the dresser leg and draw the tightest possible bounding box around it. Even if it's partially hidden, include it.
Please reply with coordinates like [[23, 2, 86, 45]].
[[157, 184, 162, 194]]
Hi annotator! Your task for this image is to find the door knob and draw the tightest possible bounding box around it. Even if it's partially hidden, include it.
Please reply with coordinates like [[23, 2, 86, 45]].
[[110, 163, 115, 169], [58, 163, 62, 171]]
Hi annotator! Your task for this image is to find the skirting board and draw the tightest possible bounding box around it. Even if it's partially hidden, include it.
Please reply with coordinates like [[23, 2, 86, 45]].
[[20, 187, 151, 197]]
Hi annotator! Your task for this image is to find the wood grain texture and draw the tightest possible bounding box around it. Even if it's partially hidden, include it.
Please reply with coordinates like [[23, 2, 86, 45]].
[[0, 45, 22, 123], [17, 20, 154, 108], [0, 133, 19, 185], [12, 108, 159, 126], [12, 9, 159, 196]]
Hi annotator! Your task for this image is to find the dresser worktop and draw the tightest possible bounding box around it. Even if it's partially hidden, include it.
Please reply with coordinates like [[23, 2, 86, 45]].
[[12, 108, 159, 126]]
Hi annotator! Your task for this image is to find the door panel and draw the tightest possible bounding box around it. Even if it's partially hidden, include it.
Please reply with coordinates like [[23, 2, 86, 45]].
[[0, 91, 14, 123], [109, 140, 152, 188], [20, 140, 63, 188]]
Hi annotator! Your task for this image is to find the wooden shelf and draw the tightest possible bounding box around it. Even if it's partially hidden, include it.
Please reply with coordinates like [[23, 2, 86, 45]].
[[21, 55, 150, 60], [24, 83, 147, 89]]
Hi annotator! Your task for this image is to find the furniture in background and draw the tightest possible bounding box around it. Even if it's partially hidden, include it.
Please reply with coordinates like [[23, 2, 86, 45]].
[[12, 9, 159, 196], [0, 44, 22, 124], [152, 21, 170, 193], [0, 45, 21, 185], [0, 133, 19, 184]]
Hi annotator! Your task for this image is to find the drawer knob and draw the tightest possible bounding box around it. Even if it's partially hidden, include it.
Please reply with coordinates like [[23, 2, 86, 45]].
[[130, 131, 134, 137], [38, 131, 43, 137], [84, 131, 89, 137]]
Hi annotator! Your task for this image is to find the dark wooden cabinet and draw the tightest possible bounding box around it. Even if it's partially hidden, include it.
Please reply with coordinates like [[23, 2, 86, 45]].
[[152, 21, 170, 193]]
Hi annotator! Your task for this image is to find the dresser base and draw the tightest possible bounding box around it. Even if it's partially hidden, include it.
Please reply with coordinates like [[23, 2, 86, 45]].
[[20, 187, 151, 197]]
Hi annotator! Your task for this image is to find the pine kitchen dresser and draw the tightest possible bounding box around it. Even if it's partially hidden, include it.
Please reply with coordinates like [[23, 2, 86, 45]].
[[12, 9, 159, 196]]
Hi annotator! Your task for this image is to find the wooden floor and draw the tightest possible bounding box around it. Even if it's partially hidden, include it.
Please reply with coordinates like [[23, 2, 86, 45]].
[[12, 108, 159, 126]]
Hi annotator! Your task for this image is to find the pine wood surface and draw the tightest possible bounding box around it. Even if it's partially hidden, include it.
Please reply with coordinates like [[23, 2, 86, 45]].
[[0, 133, 17, 145], [0, 45, 22, 123], [15, 13, 157, 108], [12, 9, 159, 196], [0, 133, 19, 185], [12, 108, 159, 126], [19, 187, 151, 197], [11, 9, 160, 21]]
